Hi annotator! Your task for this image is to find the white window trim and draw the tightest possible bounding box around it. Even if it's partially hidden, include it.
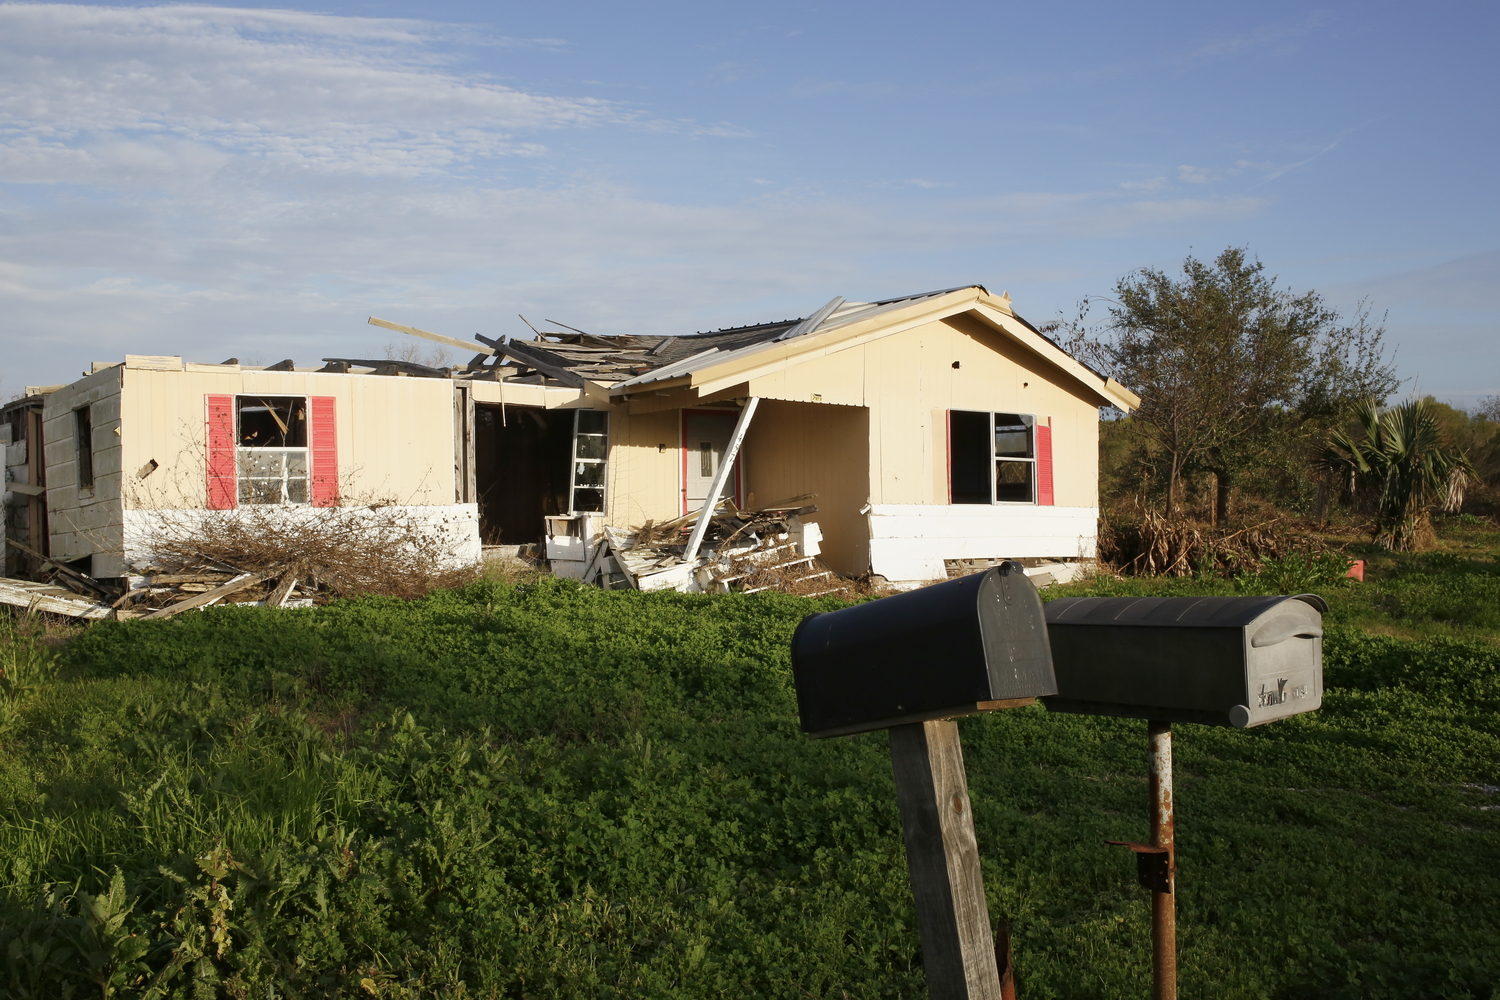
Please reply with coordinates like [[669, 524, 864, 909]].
[[236, 394, 311, 506], [568, 409, 609, 515], [990, 412, 1037, 505]]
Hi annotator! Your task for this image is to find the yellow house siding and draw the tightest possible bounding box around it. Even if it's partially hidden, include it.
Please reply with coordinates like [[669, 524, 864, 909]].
[[604, 405, 682, 528], [741, 315, 1100, 509], [741, 400, 870, 576], [120, 368, 458, 510]]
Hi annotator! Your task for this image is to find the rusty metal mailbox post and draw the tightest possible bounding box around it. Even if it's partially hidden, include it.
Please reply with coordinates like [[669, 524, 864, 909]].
[[793, 562, 1056, 1000], [1042, 594, 1327, 1000]]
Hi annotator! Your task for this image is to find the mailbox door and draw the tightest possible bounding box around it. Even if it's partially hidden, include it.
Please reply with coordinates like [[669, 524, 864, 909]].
[[976, 566, 1056, 700], [1239, 604, 1324, 727]]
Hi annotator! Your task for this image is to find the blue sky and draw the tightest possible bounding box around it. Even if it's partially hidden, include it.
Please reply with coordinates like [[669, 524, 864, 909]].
[[2, 1, 1496, 405]]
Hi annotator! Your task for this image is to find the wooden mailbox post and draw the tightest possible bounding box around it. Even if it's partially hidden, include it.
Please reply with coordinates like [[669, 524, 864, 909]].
[[792, 563, 1054, 1000]]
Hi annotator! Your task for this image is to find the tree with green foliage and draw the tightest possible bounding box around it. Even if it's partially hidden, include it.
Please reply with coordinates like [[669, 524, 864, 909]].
[[1066, 247, 1398, 521], [1419, 395, 1500, 485], [1320, 398, 1478, 550]]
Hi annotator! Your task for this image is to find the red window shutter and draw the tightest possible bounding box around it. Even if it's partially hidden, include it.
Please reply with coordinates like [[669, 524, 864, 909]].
[[1036, 421, 1054, 506], [310, 396, 339, 507], [205, 394, 237, 509]]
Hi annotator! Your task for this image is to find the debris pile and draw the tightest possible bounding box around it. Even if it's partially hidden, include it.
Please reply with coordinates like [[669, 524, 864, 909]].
[[581, 495, 849, 597], [1, 501, 478, 621]]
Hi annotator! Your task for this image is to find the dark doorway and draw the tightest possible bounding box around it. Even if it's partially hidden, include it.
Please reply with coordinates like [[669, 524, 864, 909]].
[[474, 405, 574, 545]]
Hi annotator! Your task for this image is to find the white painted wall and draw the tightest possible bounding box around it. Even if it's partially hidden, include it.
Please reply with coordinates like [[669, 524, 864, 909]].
[[120, 503, 482, 577], [866, 503, 1098, 583]]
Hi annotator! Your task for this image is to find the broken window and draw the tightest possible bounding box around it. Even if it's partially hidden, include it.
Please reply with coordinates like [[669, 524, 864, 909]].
[[73, 406, 94, 490], [236, 396, 308, 504], [949, 410, 1036, 504], [570, 409, 609, 513]]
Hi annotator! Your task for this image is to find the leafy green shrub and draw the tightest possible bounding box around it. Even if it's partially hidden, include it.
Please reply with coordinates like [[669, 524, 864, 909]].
[[0, 576, 1497, 998], [1234, 550, 1352, 596]]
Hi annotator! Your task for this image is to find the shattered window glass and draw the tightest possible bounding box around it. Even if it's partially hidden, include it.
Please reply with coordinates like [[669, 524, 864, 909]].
[[994, 413, 1035, 503], [570, 410, 609, 513], [237, 396, 310, 504]]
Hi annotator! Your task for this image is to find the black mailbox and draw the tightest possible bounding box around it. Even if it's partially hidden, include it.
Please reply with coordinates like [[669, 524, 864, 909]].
[[1043, 594, 1326, 728], [792, 562, 1056, 738]]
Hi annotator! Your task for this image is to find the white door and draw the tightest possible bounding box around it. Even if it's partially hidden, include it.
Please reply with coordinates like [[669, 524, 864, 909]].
[[684, 412, 739, 507]]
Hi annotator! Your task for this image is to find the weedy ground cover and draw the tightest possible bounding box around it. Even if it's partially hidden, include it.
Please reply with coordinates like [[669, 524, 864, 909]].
[[1, 525, 1498, 998]]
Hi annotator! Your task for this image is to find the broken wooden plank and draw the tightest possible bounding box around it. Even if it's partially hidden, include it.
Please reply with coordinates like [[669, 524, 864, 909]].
[[0, 579, 114, 620], [746, 493, 819, 512], [266, 568, 300, 608], [368, 316, 497, 356], [3, 537, 111, 598], [149, 573, 235, 585], [3, 538, 97, 592], [142, 572, 272, 620], [493, 340, 589, 388]]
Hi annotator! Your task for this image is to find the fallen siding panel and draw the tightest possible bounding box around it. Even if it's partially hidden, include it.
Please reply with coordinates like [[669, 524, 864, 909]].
[[0, 580, 115, 619]]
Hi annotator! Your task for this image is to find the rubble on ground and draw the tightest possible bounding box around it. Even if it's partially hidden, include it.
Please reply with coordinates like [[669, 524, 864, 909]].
[[582, 495, 851, 597]]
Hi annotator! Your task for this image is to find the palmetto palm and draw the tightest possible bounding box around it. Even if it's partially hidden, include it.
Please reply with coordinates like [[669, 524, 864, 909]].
[[1321, 399, 1477, 550]]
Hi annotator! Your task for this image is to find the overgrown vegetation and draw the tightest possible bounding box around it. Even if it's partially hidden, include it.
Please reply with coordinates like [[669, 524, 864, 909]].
[[1063, 247, 1498, 554], [1321, 398, 1479, 551], [1062, 247, 1398, 522], [3, 520, 1498, 998]]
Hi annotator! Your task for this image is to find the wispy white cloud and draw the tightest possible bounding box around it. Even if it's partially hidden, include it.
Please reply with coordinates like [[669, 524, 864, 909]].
[[0, 3, 629, 181], [1119, 176, 1168, 192], [0, 4, 1286, 388], [1174, 11, 1334, 65], [1248, 127, 1373, 187]]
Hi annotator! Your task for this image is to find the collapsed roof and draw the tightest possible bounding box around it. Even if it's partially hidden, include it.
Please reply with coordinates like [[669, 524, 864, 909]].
[[363, 284, 1137, 410], [114, 285, 1130, 412]]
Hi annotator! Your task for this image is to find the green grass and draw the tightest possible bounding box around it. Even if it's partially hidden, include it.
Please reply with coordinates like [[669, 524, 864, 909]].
[[1, 525, 1498, 998]]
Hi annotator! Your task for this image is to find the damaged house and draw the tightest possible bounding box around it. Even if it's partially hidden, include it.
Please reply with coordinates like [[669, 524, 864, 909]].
[[2, 285, 1137, 601]]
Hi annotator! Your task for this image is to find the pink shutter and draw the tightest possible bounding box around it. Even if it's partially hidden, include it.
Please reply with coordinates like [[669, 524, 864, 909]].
[[1036, 421, 1054, 506], [206, 394, 237, 509], [310, 396, 339, 507]]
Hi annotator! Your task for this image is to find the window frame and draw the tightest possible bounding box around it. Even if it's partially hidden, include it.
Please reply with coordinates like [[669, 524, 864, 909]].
[[569, 409, 609, 514], [949, 409, 1038, 505], [235, 395, 311, 506], [73, 405, 94, 491]]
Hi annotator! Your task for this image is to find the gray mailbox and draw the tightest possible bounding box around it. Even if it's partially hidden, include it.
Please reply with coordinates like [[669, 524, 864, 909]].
[[792, 562, 1056, 738], [1042, 594, 1326, 727]]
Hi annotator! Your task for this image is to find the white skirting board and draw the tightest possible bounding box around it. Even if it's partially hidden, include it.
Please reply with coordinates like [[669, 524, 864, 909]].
[[120, 503, 483, 576], [866, 504, 1098, 584]]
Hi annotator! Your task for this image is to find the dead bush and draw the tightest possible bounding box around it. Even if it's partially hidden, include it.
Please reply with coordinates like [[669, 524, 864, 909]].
[[1100, 503, 1324, 577], [136, 500, 479, 603]]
